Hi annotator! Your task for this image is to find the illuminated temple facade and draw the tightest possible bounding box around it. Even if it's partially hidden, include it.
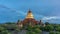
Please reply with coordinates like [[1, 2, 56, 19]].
[[17, 10, 45, 27]]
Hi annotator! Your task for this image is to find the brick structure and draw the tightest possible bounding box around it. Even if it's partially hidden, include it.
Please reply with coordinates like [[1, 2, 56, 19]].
[[17, 10, 44, 27]]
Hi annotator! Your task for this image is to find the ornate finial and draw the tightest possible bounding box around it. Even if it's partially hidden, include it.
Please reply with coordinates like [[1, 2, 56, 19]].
[[28, 9, 31, 13]]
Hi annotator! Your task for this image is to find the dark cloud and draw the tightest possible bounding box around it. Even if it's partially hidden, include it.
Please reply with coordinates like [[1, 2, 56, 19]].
[[0, 0, 60, 23]]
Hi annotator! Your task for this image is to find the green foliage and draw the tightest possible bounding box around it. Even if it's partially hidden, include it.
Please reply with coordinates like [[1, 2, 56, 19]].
[[44, 25, 54, 31], [0, 30, 12, 34], [0, 22, 60, 34], [56, 27, 60, 32], [40, 26, 45, 31], [0, 26, 7, 32], [49, 31, 55, 34], [0, 26, 11, 34], [0, 22, 17, 34], [26, 31, 36, 34], [14, 25, 20, 32], [49, 31, 60, 34], [45, 22, 50, 25], [56, 32, 60, 34], [5, 22, 15, 24], [26, 25, 41, 34]]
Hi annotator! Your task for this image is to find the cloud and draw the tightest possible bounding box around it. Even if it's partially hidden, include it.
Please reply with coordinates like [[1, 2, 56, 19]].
[[42, 16, 60, 20], [0, 5, 13, 10], [15, 11, 27, 16], [0, 5, 27, 16], [0, 5, 27, 23]]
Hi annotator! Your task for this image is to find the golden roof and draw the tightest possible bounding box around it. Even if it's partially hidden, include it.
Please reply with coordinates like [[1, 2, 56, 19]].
[[26, 10, 34, 19]]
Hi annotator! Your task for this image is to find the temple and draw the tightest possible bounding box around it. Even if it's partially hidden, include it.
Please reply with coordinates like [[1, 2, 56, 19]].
[[17, 9, 45, 28]]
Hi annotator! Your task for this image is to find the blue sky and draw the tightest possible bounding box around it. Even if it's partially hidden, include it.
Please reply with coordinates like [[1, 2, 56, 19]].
[[0, 0, 60, 24]]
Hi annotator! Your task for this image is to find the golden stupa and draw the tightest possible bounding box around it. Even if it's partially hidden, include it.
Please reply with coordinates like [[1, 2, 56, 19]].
[[17, 9, 44, 27], [17, 9, 38, 26], [26, 10, 34, 19]]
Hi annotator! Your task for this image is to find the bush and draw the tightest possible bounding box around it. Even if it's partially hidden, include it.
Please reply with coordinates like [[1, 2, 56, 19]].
[[56, 32, 60, 34], [26, 25, 41, 34], [56, 27, 60, 32], [44, 25, 54, 31], [49, 31, 55, 34]]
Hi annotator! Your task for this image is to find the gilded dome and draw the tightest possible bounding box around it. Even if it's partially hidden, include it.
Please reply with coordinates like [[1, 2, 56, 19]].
[[26, 10, 34, 19]]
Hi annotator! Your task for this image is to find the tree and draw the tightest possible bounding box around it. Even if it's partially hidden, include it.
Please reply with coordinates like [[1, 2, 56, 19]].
[[44, 25, 54, 31], [45, 22, 50, 25], [49, 31, 60, 34], [56, 27, 60, 32], [0, 30, 12, 34], [26, 31, 36, 34], [0, 26, 12, 34], [5, 22, 15, 24], [26, 25, 42, 34], [49, 31, 55, 34], [40, 26, 45, 31], [0, 26, 7, 32], [56, 32, 60, 34]]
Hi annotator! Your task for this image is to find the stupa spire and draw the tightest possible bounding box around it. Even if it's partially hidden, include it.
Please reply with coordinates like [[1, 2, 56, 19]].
[[26, 9, 34, 19]]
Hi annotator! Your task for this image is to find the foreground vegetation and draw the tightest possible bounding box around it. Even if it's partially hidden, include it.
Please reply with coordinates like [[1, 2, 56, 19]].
[[0, 22, 60, 34]]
